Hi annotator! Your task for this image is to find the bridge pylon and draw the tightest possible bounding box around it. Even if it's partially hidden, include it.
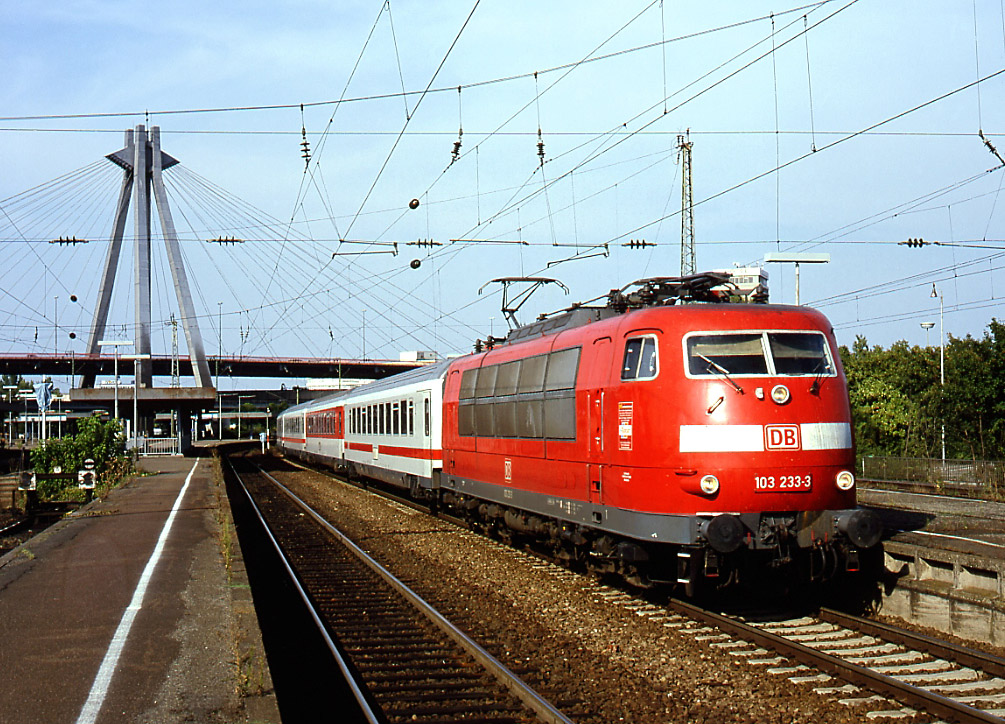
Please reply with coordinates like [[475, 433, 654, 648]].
[[80, 125, 213, 390]]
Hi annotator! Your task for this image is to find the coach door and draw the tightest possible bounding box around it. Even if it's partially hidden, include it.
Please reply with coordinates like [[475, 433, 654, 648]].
[[420, 391, 433, 475]]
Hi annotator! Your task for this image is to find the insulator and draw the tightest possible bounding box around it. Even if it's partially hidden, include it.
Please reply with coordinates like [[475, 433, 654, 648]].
[[409, 198, 420, 210], [300, 125, 311, 164], [451, 127, 463, 164]]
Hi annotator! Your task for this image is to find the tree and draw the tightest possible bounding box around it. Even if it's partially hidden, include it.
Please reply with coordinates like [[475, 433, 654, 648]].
[[841, 320, 1005, 460], [30, 416, 127, 499]]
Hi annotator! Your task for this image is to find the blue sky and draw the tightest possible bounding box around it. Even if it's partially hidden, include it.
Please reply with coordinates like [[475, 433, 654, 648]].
[[3, 1, 1005, 388]]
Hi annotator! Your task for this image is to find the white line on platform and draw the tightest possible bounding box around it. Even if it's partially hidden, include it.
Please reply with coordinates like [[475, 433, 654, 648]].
[[905, 528, 1005, 549], [75, 460, 199, 724]]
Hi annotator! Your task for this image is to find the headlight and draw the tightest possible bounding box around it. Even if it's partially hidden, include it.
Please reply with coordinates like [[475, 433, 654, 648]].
[[836, 470, 855, 490], [700, 474, 720, 495], [770, 384, 791, 404]]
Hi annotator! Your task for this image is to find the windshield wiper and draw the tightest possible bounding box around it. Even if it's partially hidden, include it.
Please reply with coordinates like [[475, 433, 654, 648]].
[[809, 358, 829, 394], [697, 354, 744, 394]]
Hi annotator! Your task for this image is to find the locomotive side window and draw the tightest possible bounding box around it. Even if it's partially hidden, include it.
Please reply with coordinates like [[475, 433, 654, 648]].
[[544, 397, 576, 439], [495, 360, 521, 396], [518, 355, 548, 393], [460, 368, 478, 399], [516, 399, 543, 438], [459, 347, 580, 440], [458, 402, 476, 437], [474, 401, 495, 437], [621, 336, 658, 380], [475, 365, 498, 398], [545, 347, 580, 390], [495, 400, 517, 437]]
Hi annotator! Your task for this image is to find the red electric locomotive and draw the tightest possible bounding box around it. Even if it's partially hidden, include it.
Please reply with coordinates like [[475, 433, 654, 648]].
[[279, 273, 881, 594]]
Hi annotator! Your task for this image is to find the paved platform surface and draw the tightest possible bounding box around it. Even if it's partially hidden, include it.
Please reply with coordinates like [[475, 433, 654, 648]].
[[0, 453, 277, 724], [861, 487, 1005, 556]]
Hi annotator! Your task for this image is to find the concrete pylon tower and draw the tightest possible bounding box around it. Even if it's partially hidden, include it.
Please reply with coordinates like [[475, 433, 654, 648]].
[[81, 125, 212, 389]]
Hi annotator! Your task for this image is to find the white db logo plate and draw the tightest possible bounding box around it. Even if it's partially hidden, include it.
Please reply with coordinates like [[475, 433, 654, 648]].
[[765, 425, 800, 450]]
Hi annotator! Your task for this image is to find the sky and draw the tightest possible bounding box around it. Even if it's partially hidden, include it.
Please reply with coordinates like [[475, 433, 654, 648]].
[[3, 0, 1005, 389]]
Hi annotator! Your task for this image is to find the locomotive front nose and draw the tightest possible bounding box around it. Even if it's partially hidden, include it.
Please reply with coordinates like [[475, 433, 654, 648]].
[[700, 514, 745, 553], [835, 508, 883, 549]]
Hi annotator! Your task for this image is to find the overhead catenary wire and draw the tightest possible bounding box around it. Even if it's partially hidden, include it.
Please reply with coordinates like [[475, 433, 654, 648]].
[[0, 1, 834, 125]]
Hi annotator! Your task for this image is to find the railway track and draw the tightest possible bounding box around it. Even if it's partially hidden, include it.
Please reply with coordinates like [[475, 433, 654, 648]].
[[568, 574, 1005, 723], [263, 453, 1005, 720], [668, 600, 1005, 722], [226, 454, 576, 724]]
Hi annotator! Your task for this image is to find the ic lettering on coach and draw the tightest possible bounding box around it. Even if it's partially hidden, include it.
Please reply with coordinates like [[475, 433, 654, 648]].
[[764, 424, 800, 450]]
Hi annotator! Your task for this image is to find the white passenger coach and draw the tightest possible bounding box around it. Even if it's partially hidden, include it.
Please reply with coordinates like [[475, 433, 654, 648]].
[[278, 360, 450, 492]]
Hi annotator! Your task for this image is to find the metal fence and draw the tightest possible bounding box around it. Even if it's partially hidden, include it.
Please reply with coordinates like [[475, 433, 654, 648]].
[[127, 436, 181, 456], [860, 455, 1005, 497]]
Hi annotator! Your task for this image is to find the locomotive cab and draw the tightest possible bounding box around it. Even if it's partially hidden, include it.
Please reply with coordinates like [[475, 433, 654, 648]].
[[603, 303, 881, 590]]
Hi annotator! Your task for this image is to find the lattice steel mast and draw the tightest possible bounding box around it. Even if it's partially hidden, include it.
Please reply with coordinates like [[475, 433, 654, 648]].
[[677, 132, 695, 276]]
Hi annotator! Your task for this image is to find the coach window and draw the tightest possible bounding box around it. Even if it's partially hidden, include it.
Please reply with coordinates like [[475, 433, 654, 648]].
[[408, 400, 415, 436], [621, 336, 658, 381], [424, 398, 431, 437]]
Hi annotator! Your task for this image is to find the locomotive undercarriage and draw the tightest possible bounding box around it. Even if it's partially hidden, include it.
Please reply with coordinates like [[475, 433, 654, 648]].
[[439, 488, 881, 595], [287, 451, 881, 596]]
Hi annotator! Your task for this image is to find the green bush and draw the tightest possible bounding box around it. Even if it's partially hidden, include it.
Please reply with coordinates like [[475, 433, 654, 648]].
[[30, 416, 129, 500]]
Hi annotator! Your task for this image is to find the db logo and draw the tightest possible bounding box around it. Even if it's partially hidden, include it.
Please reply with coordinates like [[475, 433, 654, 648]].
[[504, 458, 513, 482], [765, 425, 800, 450]]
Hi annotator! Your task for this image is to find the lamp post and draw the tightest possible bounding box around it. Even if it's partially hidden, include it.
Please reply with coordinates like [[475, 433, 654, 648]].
[[764, 252, 831, 305], [97, 340, 133, 422], [920, 321, 935, 347], [217, 301, 222, 439], [123, 353, 151, 456], [18, 390, 33, 442], [930, 284, 945, 462], [3, 384, 16, 444]]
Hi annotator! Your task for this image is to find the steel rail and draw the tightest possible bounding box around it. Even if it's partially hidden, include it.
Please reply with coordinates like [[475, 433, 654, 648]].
[[253, 461, 577, 724], [669, 599, 1004, 724], [224, 456, 383, 724]]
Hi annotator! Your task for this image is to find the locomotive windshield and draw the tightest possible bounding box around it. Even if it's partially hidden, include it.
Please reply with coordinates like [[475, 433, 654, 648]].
[[685, 331, 834, 377]]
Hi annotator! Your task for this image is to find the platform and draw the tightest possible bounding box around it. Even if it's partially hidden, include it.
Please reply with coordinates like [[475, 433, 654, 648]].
[[0, 453, 278, 724]]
